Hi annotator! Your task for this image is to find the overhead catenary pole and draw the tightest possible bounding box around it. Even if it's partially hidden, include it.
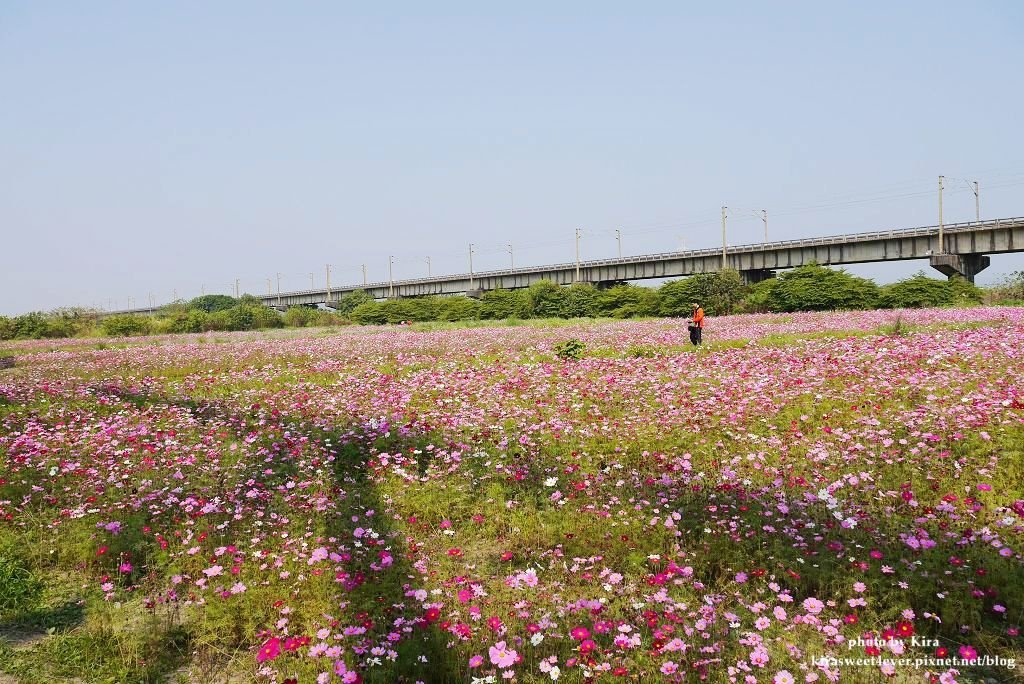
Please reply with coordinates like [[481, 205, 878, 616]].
[[721, 206, 728, 270], [575, 228, 582, 282], [388, 256, 394, 297], [468, 243, 475, 289], [425, 256, 431, 277], [507, 244, 514, 271], [234, 278, 240, 299], [616, 229, 622, 258], [973, 181, 980, 222], [762, 209, 768, 243], [326, 264, 331, 302], [276, 273, 282, 307], [938, 175, 945, 253], [361, 264, 367, 287]]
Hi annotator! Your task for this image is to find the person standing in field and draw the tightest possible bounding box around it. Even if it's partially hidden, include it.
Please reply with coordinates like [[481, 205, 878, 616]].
[[689, 302, 705, 346]]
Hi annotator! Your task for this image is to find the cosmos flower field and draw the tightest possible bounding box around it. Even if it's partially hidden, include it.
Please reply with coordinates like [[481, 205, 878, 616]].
[[2, 308, 1024, 684]]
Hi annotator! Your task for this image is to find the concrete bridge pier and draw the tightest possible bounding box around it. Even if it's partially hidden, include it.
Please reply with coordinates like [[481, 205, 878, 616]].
[[929, 253, 990, 282], [741, 269, 776, 285]]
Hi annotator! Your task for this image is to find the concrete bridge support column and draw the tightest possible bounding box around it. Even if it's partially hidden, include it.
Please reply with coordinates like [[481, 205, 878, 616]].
[[740, 269, 776, 285], [929, 254, 990, 282]]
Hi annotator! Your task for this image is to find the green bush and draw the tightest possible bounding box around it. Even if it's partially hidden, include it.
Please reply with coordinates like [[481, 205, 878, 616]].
[[480, 289, 531, 320], [760, 264, 880, 312], [595, 284, 661, 318], [738, 279, 778, 313], [986, 271, 1024, 304], [553, 338, 586, 361], [436, 297, 481, 321], [349, 301, 389, 325], [879, 272, 981, 308], [660, 270, 747, 317], [284, 306, 319, 328], [12, 312, 50, 339], [0, 316, 14, 340], [100, 314, 152, 337], [189, 294, 238, 313], [526, 281, 566, 318], [249, 305, 284, 329], [334, 290, 373, 315], [560, 283, 598, 318]]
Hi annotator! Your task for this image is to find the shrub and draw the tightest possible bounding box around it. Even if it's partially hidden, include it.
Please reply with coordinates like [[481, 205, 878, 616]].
[[526, 281, 566, 318], [595, 285, 661, 318], [249, 305, 284, 329], [0, 316, 13, 340], [334, 290, 373, 316], [879, 272, 980, 308], [189, 294, 238, 313], [763, 264, 880, 312], [560, 283, 599, 318], [12, 312, 50, 339], [349, 301, 389, 325], [553, 338, 586, 361], [101, 315, 152, 337], [660, 270, 747, 317], [480, 290, 531, 320], [436, 297, 481, 322], [284, 306, 319, 328]]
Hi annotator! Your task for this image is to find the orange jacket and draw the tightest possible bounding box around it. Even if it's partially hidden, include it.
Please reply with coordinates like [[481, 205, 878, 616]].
[[693, 307, 705, 328]]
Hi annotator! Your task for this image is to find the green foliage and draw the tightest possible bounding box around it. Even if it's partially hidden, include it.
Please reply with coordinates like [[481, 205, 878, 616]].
[[762, 264, 880, 312], [334, 289, 373, 315], [738, 278, 779, 313], [100, 315, 152, 337], [553, 338, 586, 361], [160, 309, 210, 334], [561, 283, 598, 318], [349, 301, 389, 325], [12, 313, 50, 339], [0, 547, 44, 615], [0, 316, 14, 340], [625, 343, 659, 358], [595, 284, 661, 318], [660, 269, 747, 317], [436, 297, 481, 321], [526, 280, 566, 318], [188, 294, 238, 313], [348, 296, 481, 325], [479, 289, 531, 320], [879, 272, 982, 308], [987, 271, 1024, 304], [283, 306, 320, 328]]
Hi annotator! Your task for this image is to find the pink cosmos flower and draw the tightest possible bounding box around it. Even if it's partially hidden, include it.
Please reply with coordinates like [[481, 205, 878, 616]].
[[256, 637, 281, 663], [802, 597, 824, 614], [489, 641, 517, 668]]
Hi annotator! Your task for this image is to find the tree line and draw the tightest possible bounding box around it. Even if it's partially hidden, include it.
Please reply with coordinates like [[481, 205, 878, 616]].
[[2, 266, 1020, 340]]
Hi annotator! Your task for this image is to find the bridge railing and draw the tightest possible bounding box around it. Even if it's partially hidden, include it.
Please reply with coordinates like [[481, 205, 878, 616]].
[[262, 216, 1024, 297], [104, 217, 1022, 313]]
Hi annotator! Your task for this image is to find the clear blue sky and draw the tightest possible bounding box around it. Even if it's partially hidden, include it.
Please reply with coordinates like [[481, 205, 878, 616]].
[[2, 1, 1023, 314]]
